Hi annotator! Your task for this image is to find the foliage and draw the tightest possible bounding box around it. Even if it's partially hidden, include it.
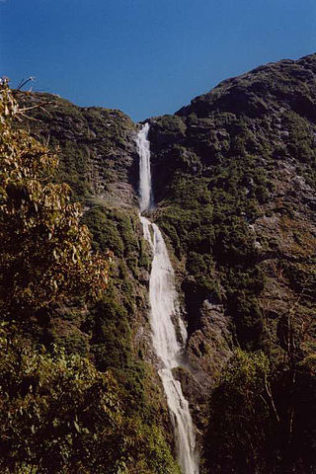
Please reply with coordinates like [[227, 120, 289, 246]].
[[0, 82, 180, 472], [156, 161, 265, 345], [0, 326, 121, 473], [0, 80, 110, 318], [204, 343, 316, 473], [13, 90, 136, 202], [0, 327, 180, 473], [204, 349, 273, 473]]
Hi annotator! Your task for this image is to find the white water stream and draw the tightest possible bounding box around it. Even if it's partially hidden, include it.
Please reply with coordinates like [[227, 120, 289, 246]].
[[136, 124, 199, 474]]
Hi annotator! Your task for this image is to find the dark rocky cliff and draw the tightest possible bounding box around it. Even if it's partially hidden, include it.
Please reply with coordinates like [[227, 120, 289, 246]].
[[148, 53, 315, 367], [13, 53, 316, 473], [148, 54, 316, 472]]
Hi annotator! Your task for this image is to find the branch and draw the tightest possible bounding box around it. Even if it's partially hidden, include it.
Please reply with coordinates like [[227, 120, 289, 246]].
[[17, 77, 35, 90], [264, 373, 280, 423]]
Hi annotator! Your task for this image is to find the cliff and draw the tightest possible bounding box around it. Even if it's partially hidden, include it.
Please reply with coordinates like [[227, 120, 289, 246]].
[[148, 54, 316, 472], [9, 53, 316, 473]]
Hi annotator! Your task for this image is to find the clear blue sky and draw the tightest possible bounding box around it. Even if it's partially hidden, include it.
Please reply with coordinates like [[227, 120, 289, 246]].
[[1, 0, 315, 121]]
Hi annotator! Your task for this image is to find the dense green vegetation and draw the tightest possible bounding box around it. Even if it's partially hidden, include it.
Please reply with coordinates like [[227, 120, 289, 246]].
[[149, 55, 316, 473], [8, 54, 316, 473], [205, 349, 316, 473], [0, 326, 180, 474], [153, 121, 270, 347], [13, 90, 137, 202], [1, 82, 179, 473]]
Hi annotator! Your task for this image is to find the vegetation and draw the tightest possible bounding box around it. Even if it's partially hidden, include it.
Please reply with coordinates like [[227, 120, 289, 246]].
[[0, 79, 110, 317], [0, 81, 179, 473], [13, 89, 136, 202], [204, 349, 273, 473], [9, 53, 316, 473], [204, 348, 316, 473], [0, 326, 180, 474], [149, 55, 316, 473], [155, 143, 267, 347]]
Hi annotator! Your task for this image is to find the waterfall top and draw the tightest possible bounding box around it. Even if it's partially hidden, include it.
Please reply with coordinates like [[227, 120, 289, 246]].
[[136, 123, 153, 213]]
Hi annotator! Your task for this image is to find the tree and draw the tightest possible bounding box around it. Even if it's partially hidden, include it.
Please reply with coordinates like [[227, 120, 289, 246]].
[[0, 325, 124, 473], [0, 79, 110, 320], [0, 81, 180, 473], [204, 349, 274, 473]]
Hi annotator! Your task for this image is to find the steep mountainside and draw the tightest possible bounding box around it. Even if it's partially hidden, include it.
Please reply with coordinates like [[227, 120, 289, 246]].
[[12, 53, 316, 473], [10, 91, 180, 472], [14, 90, 139, 203], [149, 54, 315, 360], [148, 54, 316, 472]]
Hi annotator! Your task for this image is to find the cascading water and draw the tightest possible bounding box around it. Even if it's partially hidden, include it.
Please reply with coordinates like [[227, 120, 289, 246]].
[[136, 122, 153, 213], [136, 123, 199, 474]]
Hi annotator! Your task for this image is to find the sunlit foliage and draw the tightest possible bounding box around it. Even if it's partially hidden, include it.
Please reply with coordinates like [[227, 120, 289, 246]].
[[0, 79, 110, 318], [0, 81, 180, 473]]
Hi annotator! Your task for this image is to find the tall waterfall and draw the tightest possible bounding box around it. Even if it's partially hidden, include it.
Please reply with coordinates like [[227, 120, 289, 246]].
[[136, 122, 153, 213], [136, 124, 199, 474]]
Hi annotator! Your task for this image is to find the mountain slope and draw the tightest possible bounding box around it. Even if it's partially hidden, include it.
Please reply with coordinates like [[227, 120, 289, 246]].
[[148, 53, 316, 472], [9, 90, 180, 472], [12, 53, 316, 473]]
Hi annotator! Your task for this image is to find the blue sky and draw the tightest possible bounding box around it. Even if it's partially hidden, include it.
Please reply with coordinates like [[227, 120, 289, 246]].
[[1, 0, 315, 121]]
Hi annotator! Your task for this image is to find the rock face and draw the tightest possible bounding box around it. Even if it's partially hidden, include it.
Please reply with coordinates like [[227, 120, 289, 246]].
[[148, 51, 315, 361], [147, 54, 316, 469], [14, 90, 139, 206], [15, 53, 316, 472]]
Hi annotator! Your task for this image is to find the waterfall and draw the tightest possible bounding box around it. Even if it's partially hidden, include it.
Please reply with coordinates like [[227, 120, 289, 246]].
[[137, 124, 199, 474], [136, 122, 153, 213]]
